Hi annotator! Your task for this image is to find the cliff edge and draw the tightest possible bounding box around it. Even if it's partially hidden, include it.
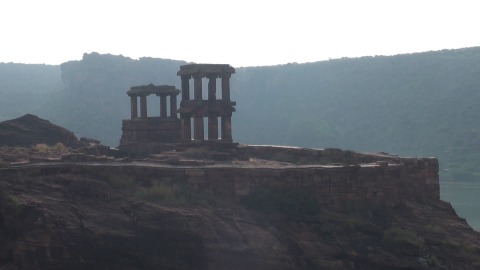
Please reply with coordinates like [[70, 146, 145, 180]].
[[1, 144, 480, 269]]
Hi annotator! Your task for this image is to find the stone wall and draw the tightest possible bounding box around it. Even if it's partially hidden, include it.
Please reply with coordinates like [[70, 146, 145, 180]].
[[236, 145, 410, 164], [120, 117, 181, 145], [4, 155, 439, 208]]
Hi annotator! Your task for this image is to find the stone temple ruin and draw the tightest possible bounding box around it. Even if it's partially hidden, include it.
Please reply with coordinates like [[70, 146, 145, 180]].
[[119, 64, 236, 154], [177, 64, 236, 142], [115, 63, 440, 210], [120, 84, 181, 145]]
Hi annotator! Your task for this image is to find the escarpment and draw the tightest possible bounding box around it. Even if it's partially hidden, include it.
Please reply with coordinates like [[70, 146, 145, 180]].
[[1, 144, 479, 269]]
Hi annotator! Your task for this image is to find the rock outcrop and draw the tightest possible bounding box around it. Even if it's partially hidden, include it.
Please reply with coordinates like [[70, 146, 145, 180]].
[[1, 144, 480, 269], [0, 166, 479, 269], [0, 114, 79, 147]]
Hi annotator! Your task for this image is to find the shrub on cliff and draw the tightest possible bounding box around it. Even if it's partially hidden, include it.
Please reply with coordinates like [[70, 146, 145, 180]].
[[137, 183, 213, 206], [240, 187, 319, 216], [383, 226, 424, 252]]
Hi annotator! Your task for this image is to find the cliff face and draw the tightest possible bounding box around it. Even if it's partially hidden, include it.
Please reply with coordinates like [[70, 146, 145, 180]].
[[1, 159, 480, 269]]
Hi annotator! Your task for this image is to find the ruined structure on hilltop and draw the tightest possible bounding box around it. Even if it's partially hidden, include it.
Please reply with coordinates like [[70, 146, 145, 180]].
[[177, 64, 236, 142], [119, 64, 236, 154], [120, 84, 181, 145]]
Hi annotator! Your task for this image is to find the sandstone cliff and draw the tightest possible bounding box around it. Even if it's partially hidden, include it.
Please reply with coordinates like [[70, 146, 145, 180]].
[[1, 146, 480, 269]]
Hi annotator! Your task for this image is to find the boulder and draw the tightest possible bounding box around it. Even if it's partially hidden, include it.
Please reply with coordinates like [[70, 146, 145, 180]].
[[0, 114, 79, 147]]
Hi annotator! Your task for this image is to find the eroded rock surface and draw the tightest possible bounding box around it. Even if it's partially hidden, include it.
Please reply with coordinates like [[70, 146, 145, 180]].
[[1, 167, 480, 269]]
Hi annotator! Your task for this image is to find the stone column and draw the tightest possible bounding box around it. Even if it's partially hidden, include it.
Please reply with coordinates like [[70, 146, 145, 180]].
[[130, 95, 138, 119], [160, 95, 167, 117], [221, 114, 233, 142], [221, 74, 231, 102], [181, 75, 190, 100], [208, 75, 216, 101], [170, 94, 177, 118], [140, 95, 147, 118], [194, 75, 202, 100], [194, 113, 204, 140], [193, 74, 204, 140], [181, 76, 190, 140], [181, 116, 191, 140], [208, 75, 218, 140]]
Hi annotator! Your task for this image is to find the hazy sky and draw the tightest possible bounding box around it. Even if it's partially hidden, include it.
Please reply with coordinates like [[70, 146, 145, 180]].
[[1, 0, 479, 67]]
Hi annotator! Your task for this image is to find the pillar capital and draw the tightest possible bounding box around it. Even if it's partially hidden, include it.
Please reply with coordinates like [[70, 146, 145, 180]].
[[219, 73, 231, 79], [193, 73, 205, 80], [206, 74, 218, 80]]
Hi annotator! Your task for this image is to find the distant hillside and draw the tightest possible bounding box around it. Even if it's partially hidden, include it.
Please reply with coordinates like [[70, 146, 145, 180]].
[[0, 63, 63, 121], [2, 48, 480, 182], [233, 47, 480, 182], [38, 53, 186, 143]]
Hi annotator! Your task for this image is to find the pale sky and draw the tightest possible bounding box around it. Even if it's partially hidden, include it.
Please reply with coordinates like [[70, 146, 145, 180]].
[[0, 0, 479, 67]]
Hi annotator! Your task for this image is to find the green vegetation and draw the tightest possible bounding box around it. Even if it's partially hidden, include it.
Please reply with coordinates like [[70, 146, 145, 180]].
[[240, 187, 319, 216], [441, 239, 480, 255], [136, 183, 212, 206], [34, 143, 49, 153], [137, 183, 179, 204], [52, 142, 67, 152], [33, 143, 67, 153], [383, 226, 424, 251], [0, 191, 22, 210]]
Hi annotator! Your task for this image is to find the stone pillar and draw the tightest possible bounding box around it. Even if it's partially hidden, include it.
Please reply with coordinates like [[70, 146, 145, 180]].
[[130, 95, 138, 119], [181, 76, 190, 100], [194, 114, 204, 140], [160, 95, 167, 117], [208, 75, 218, 140], [194, 75, 202, 100], [208, 75, 216, 101], [140, 95, 147, 118], [181, 76, 190, 140], [221, 74, 231, 101], [221, 114, 233, 142], [209, 117, 219, 140], [193, 75, 204, 140], [170, 94, 177, 118], [181, 116, 191, 140]]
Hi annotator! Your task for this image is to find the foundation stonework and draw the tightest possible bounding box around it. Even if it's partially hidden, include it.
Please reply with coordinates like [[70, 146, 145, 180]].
[[7, 146, 439, 208]]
